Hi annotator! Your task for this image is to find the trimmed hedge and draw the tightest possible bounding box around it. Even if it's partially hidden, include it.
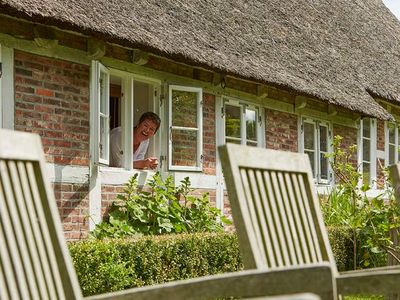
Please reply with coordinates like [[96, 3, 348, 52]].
[[327, 226, 353, 271], [69, 229, 353, 296], [69, 233, 242, 296]]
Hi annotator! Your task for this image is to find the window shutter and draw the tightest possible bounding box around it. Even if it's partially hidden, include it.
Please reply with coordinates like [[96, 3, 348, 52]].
[[91, 61, 110, 165], [168, 85, 203, 171]]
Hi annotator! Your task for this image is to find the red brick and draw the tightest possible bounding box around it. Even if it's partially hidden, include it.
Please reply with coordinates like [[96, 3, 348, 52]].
[[266, 109, 298, 152], [36, 88, 54, 97], [15, 50, 90, 167]]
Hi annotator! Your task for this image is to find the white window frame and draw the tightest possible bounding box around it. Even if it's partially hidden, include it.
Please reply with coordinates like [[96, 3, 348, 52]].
[[0, 43, 2, 128], [358, 118, 377, 188], [385, 121, 400, 166], [168, 85, 203, 171], [223, 98, 263, 147], [98, 64, 110, 165], [91, 61, 161, 170], [91, 61, 110, 165], [299, 117, 332, 185], [0, 44, 14, 129]]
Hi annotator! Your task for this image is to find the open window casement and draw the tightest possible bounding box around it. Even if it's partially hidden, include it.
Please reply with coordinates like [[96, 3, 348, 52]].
[[358, 118, 377, 187], [386, 121, 400, 166], [91, 61, 110, 165], [0, 43, 2, 128], [168, 85, 203, 171], [301, 118, 332, 184], [223, 98, 261, 147]]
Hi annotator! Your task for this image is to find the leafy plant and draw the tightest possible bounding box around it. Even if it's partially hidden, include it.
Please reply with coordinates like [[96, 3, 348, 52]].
[[91, 172, 231, 239], [322, 135, 400, 269]]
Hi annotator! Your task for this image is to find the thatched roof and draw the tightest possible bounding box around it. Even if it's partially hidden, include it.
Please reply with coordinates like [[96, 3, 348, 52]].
[[1, 0, 400, 119]]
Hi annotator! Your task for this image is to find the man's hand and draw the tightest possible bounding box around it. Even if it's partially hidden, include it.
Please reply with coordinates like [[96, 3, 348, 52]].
[[145, 157, 159, 169], [134, 157, 159, 169]]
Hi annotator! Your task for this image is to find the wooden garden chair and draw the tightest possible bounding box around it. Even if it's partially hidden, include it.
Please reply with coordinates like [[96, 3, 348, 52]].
[[0, 128, 323, 300], [219, 143, 400, 300]]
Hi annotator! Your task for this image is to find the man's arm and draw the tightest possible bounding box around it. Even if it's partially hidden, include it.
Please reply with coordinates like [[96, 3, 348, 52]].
[[133, 157, 159, 169]]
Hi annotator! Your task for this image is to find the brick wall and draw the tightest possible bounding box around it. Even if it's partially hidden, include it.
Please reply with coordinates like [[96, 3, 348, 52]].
[[101, 185, 125, 218], [376, 119, 386, 188], [223, 190, 235, 232], [266, 109, 298, 151], [14, 51, 90, 240], [53, 183, 89, 240], [203, 93, 216, 175], [14, 51, 90, 166], [377, 119, 385, 151], [332, 124, 358, 166]]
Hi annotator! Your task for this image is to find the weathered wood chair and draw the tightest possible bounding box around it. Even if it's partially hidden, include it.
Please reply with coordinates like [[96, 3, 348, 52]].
[[0, 128, 323, 300], [389, 164, 400, 266], [219, 143, 400, 300]]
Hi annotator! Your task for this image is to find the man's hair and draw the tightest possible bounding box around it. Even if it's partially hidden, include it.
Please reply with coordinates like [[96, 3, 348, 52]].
[[137, 112, 161, 132]]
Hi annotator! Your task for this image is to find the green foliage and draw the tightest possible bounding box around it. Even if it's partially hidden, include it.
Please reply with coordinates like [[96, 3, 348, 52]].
[[69, 231, 352, 296], [91, 172, 231, 238], [327, 226, 353, 271], [69, 233, 242, 296], [322, 135, 400, 269]]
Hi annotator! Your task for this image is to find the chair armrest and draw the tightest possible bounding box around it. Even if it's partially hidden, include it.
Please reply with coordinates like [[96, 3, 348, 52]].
[[337, 266, 400, 295], [86, 264, 334, 300]]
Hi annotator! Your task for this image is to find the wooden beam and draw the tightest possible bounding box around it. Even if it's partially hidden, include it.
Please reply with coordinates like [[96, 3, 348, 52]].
[[295, 96, 307, 110], [257, 85, 268, 98], [88, 37, 106, 59], [131, 49, 149, 65], [33, 25, 58, 49], [328, 105, 338, 116]]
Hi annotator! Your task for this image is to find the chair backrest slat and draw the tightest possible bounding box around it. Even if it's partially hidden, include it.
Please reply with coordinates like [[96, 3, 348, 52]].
[[1, 160, 32, 299], [16, 161, 55, 299], [219, 144, 336, 271], [0, 129, 82, 300], [297, 172, 323, 263], [255, 170, 278, 267]]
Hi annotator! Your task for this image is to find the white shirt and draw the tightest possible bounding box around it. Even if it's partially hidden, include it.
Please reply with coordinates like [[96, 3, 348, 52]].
[[109, 127, 149, 167]]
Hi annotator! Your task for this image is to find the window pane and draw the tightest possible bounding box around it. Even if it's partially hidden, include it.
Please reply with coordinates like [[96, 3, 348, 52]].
[[320, 153, 328, 180], [363, 139, 370, 162], [171, 90, 197, 128], [304, 122, 315, 150], [363, 162, 370, 185], [171, 129, 198, 167], [100, 116, 108, 160], [319, 125, 328, 152], [226, 138, 242, 144], [305, 150, 315, 177], [397, 128, 400, 163], [225, 105, 241, 139], [389, 123, 396, 144], [246, 108, 257, 142], [100, 72, 108, 114], [389, 145, 395, 165], [362, 119, 370, 138], [246, 140, 258, 147]]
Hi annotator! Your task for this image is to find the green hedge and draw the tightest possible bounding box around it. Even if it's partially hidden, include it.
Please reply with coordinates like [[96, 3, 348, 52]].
[[69, 229, 353, 296], [327, 226, 353, 271], [69, 233, 242, 296]]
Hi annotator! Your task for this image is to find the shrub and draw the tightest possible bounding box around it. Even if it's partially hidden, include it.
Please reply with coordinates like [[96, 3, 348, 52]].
[[91, 172, 231, 238], [327, 226, 353, 271], [69, 230, 355, 296], [69, 233, 242, 296], [322, 135, 400, 269]]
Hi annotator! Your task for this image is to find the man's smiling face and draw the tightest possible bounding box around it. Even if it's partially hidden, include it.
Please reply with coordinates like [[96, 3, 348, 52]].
[[134, 119, 158, 143]]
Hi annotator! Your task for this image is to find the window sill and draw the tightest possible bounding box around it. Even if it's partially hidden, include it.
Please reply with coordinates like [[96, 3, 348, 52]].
[[100, 166, 157, 185]]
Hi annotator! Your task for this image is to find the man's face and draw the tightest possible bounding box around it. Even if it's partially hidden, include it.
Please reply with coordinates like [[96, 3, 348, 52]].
[[135, 119, 158, 143]]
